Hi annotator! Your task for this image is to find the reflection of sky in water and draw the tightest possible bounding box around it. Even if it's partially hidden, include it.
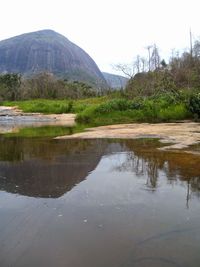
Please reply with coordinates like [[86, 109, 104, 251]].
[[65, 152, 196, 211]]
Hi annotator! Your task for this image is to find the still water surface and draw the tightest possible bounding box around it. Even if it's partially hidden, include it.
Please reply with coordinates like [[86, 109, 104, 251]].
[[0, 135, 200, 267]]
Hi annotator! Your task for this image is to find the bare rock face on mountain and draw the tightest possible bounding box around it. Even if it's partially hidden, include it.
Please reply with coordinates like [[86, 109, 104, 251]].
[[0, 30, 107, 88]]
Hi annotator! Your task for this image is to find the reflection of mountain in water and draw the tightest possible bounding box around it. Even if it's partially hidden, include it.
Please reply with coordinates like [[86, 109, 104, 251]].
[[0, 137, 200, 201], [0, 138, 109, 198]]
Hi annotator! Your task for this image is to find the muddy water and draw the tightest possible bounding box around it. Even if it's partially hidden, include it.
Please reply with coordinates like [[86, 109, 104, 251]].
[[0, 136, 200, 267]]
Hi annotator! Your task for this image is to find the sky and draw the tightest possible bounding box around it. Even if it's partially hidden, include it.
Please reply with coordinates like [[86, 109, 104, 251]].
[[0, 0, 200, 74]]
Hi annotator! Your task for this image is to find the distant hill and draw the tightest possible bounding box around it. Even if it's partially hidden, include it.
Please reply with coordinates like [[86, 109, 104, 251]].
[[102, 72, 129, 89], [0, 30, 107, 89]]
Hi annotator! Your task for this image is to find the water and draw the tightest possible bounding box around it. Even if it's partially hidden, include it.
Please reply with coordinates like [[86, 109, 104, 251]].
[[0, 134, 200, 267]]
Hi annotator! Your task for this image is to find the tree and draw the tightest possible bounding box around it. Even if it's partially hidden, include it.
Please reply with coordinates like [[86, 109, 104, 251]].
[[0, 73, 21, 100], [145, 45, 153, 71], [140, 57, 147, 72], [134, 55, 141, 73], [193, 40, 200, 59], [113, 63, 135, 78], [150, 44, 160, 71], [160, 59, 167, 69]]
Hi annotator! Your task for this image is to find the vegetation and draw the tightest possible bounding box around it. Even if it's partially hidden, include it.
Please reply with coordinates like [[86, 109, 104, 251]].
[[0, 73, 21, 101], [3, 96, 108, 114], [4, 99, 74, 114], [188, 92, 200, 119], [76, 94, 191, 125], [5, 92, 191, 126], [1, 36, 200, 128], [0, 72, 97, 102]]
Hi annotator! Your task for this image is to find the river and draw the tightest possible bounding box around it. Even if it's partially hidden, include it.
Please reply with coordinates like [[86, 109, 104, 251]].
[[0, 131, 200, 267]]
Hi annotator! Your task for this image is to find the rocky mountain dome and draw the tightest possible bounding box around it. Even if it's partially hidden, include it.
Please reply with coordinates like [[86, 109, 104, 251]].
[[0, 29, 107, 88]]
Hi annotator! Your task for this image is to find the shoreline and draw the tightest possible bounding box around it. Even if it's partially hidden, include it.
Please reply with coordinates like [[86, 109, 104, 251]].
[[55, 122, 200, 152], [1, 106, 200, 153]]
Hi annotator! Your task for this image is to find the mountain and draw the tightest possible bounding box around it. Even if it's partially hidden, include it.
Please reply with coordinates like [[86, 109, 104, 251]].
[[102, 72, 129, 89], [0, 29, 107, 88]]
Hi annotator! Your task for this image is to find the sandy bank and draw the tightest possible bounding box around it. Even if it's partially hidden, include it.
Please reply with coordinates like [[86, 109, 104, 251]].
[[56, 122, 200, 151]]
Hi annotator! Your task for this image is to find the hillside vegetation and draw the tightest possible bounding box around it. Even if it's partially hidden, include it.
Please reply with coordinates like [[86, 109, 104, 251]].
[[2, 38, 200, 126]]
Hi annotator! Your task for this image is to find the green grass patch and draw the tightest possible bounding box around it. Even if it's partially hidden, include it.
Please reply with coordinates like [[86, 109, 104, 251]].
[[4, 99, 73, 114], [3, 96, 109, 114], [158, 104, 190, 121]]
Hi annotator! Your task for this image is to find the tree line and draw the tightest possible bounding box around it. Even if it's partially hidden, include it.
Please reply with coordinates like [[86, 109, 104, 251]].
[[0, 72, 97, 101], [115, 38, 200, 98]]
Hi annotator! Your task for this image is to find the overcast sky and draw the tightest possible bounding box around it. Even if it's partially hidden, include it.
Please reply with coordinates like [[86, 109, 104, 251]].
[[0, 0, 200, 74]]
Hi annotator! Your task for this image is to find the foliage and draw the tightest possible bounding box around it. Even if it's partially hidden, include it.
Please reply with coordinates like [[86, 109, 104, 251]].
[[188, 92, 200, 118], [3, 37, 200, 127], [3, 96, 108, 114], [76, 94, 192, 125], [2, 92, 193, 131], [4, 99, 73, 114], [95, 98, 142, 113], [0, 73, 97, 101], [126, 70, 179, 98], [123, 37, 200, 101], [157, 104, 189, 121], [0, 73, 21, 101]]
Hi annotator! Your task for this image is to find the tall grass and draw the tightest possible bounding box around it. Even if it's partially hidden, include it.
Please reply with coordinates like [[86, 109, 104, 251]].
[[3, 97, 108, 114], [4, 99, 72, 114], [3, 93, 193, 126], [76, 97, 192, 125]]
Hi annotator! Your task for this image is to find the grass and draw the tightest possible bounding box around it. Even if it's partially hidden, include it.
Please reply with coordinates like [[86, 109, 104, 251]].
[[3, 96, 109, 114], [2, 94, 193, 130], [4, 99, 73, 114], [157, 104, 189, 121], [76, 98, 192, 125]]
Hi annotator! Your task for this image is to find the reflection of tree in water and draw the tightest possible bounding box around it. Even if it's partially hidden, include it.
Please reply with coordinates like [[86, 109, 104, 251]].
[[0, 136, 106, 162], [112, 139, 200, 205], [113, 151, 159, 190]]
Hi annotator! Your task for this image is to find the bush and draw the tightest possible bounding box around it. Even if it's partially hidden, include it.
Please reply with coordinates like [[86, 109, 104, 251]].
[[76, 105, 97, 123], [188, 92, 200, 118]]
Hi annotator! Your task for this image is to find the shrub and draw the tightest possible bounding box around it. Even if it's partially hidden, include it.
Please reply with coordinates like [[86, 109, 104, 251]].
[[188, 93, 200, 118], [76, 105, 97, 123]]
